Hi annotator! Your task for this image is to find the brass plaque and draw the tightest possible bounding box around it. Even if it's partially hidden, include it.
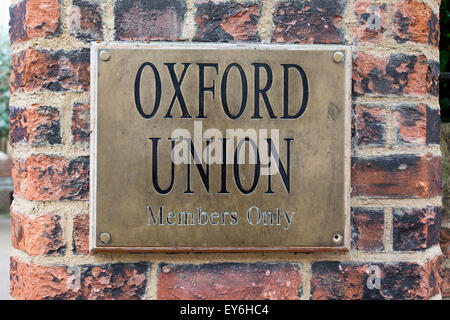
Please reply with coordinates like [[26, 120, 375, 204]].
[[90, 43, 351, 252]]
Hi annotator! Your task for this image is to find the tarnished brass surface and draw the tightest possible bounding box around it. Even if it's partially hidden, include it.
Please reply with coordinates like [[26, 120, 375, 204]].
[[90, 43, 351, 251]]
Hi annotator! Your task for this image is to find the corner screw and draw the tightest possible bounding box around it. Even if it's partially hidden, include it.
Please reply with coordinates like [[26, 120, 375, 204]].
[[333, 51, 344, 64], [99, 50, 111, 61], [100, 232, 111, 244], [332, 233, 343, 245]]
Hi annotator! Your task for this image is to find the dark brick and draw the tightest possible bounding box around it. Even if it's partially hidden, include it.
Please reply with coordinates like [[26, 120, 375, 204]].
[[70, 0, 103, 41], [353, 52, 438, 97], [352, 104, 386, 146], [10, 105, 61, 146], [272, 0, 346, 43], [392, 0, 439, 47], [193, 1, 261, 42], [441, 227, 450, 259], [10, 49, 90, 94], [351, 154, 442, 198], [12, 154, 89, 201], [443, 268, 450, 298], [393, 206, 441, 251], [393, 104, 426, 145], [392, 104, 440, 146], [115, 0, 186, 41], [310, 256, 442, 299], [72, 212, 89, 255], [80, 263, 147, 300], [426, 106, 440, 145], [351, 207, 384, 251], [72, 103, 90, 146], [353, 0, 387, 44], [157, 263, 302, 300], [9, 0, 62, 44]]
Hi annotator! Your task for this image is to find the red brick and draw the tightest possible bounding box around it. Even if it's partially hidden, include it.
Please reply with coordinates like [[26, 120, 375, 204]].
[[80, 264, 147, 300], [351, 154, 442, 198], [392, 104, 440, 146], [72, 103, 90, 146], [353, 52, 439, 97], [351, 207, 384, 251], [10, 258, 148, 300], [194, 1, 260, 42], [392, 0, 439, 47], [70, 0, 103, 41], [353, 1, 387, 44], [73, 211, 89, 254], [393, 206, 441, 251], [441, 227, 450, 259], [10, 104, 61, 146], [352, 104, 386, 146], [9, 0, 62, 44], [12, 154, 89, 201], [157, 263, 302, 300], [11, 209, 65, 256], [310, 256, 442, 299], [115, 0, 186, 41], [272, 0, 345, 43], [442, 268, 450, 298], [10, 257, 80, 300], [10, 49, 90, 94], [393, 104, 426, 145]]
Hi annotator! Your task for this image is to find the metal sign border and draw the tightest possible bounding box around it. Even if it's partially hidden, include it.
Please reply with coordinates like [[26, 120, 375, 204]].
[[89, 42, 352, 253]]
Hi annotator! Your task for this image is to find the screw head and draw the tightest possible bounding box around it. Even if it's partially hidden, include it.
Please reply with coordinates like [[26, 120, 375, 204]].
[[100, 232, 111, 244], [99, 50, 111, 61], [332, 233, 343, 245], [333, 51, 345, 64]]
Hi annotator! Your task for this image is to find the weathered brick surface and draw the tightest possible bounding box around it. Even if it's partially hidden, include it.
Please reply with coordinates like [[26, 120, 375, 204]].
[[194, 1, 260, 42], [443, 268, 450, 298], [9, 0, 62, 44], [10, 257, 80, 300], [10, 258, 148, 300], [393, 207, 441, 251], [10, 104, 61, 146], [351, 207, 384, 251], [353, 1, 387, 44], [272, 0, 346, 43], [12, 154, 89, 201], [392, 0, 439, 47], [352, 104, 386, 146], [393, 104, 440, 146], [7, 0, 445, 301], [426, 106, 441, 145], [115, 0, 186, 41], [72, 103, 90, 146], [353, 52, 439, 97], [351, 155, 442, 198], [440, 228, 450, 259], [157, 263, 302, 300], [73, 211, 89, 254], [310, 256, 442, 300], [70, 0, 103, 41], [11, 209, 65, 256], [393, 104, 426, 145], [10, 49, 90, 94], [80, 264, 148, 300]]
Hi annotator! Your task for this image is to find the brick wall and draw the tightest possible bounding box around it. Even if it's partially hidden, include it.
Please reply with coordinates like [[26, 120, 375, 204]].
[[8, 0, 444, 300]]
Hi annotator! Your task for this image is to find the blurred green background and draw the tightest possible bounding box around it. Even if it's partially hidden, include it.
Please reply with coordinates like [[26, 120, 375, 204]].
[[0, 26, 9, 140]]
